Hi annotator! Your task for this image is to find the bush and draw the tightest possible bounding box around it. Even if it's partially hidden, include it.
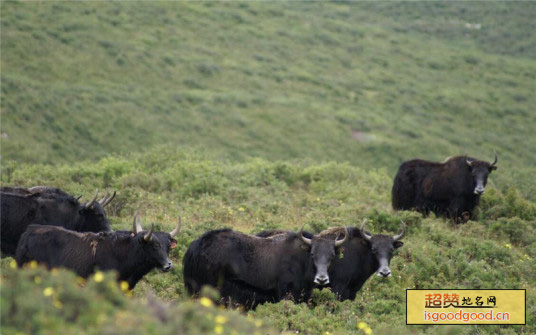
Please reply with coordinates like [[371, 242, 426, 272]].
[[0, 263, 276, 335], [480, 187, 536, 221]]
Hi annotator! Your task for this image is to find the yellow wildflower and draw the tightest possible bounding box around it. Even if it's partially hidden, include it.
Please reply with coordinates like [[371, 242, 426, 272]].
[[53, 299, 63, 309], [29, 260, 38, 269], [43, 287, 54, 297], [504, 243, 512, 249], [120, 281, 130, 292], [215, 315, 228, 324], [199, 297, 214, 307], [255, 320, 263, 327], [357, 322, 367, 329], [214, 325, 224, 334], [10, 260, 17, 269], [94, 271, 104, 283], [34, 276, 42, 284]]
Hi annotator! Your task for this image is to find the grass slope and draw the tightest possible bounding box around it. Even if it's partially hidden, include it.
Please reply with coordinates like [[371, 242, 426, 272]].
[[1, 1, 535, 197], [2, 149, 535, 334], [1, 2, 535, 334]]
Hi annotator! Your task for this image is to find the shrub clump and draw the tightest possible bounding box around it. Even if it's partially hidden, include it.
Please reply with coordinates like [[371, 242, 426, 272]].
[[0, 262, 275, 335]]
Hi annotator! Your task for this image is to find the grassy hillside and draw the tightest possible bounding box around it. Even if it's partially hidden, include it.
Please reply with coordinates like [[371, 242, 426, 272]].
[[1, 1, 535, 197], [1, 2, 536, 335], [2, 149, 535, 334]]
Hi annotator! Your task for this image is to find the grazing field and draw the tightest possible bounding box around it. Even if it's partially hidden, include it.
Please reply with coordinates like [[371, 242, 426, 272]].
[[2, 150, 535, 334], [1, 1, 535, 335]]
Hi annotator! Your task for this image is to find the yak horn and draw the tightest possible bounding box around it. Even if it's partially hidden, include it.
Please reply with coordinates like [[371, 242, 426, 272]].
[[101, 191, 116, 207], [28, 186, 47, 193], [334, 227, 349, 247], [169, 216, 182, 238], [465, 155, 473, 167], [360, 219, 372, 242], [133, 211, 143, 234], [299, 223, 312, 246], [85, 189, 99, 209], [144, 223, 154, 242], [490, 152, 498, 167], [393, 221, 406, 241], [98, 191, 109, 205]]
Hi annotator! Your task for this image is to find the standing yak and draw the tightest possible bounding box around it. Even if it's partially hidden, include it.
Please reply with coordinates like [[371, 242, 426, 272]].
[[392, 154, 497, 223], [16, 213, 181, 289], [183, 226, 347, 310], [1, 188, 115, 255], [320, 220, 405, 301], [257, 220, 406, 301]]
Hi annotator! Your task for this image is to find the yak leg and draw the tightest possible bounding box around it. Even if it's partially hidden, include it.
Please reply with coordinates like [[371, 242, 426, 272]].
[[447, 200, 465, 224], [331, 284, 353, 302]]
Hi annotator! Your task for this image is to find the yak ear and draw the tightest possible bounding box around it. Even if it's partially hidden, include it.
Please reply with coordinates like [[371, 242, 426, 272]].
[[393, 241, 404, 249], [490, 165, 498, 171]]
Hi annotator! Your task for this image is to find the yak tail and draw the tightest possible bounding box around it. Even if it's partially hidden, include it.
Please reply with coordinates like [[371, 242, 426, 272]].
[[392, 163, 416, 210]]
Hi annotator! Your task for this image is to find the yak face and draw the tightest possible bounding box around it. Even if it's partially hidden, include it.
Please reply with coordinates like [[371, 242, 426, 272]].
[[466, 155, 498, 195], [360, 220, 405, 278], [76, 202, 112, 232], [310, 238, 337, 285], [77, 191, 115, 232], [153, 232, 178, 271], [300, 229, 348, 286], [366, 236, 404, 277], [35, 189, 113, 233], [132, 213, 181, 272], [137, 231, 174, 272]]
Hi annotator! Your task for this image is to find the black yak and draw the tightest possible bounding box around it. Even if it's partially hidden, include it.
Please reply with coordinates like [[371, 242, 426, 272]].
[[1, 188, 115, 255], [320, 220, 405, 301], [257, 220, 405, 301], [392, 154, 497, 223], [183, 226, 347, 309], [15, 213, 181, 289]]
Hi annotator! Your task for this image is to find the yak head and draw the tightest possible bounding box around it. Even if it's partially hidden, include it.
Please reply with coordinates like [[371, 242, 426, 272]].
[[299, 225, 348, 286], [132, 212, 180, 272], [360, 220, 405, 278], [465, 153, 498, 195], [34, 189, 114, 233], [77, 190, 116, 232]]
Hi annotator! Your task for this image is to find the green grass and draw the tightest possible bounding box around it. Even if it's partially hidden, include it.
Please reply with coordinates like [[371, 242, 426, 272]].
[[1, 1, 535, 334], [2, 150, 535, 334], [1, 1, 535, 198]]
